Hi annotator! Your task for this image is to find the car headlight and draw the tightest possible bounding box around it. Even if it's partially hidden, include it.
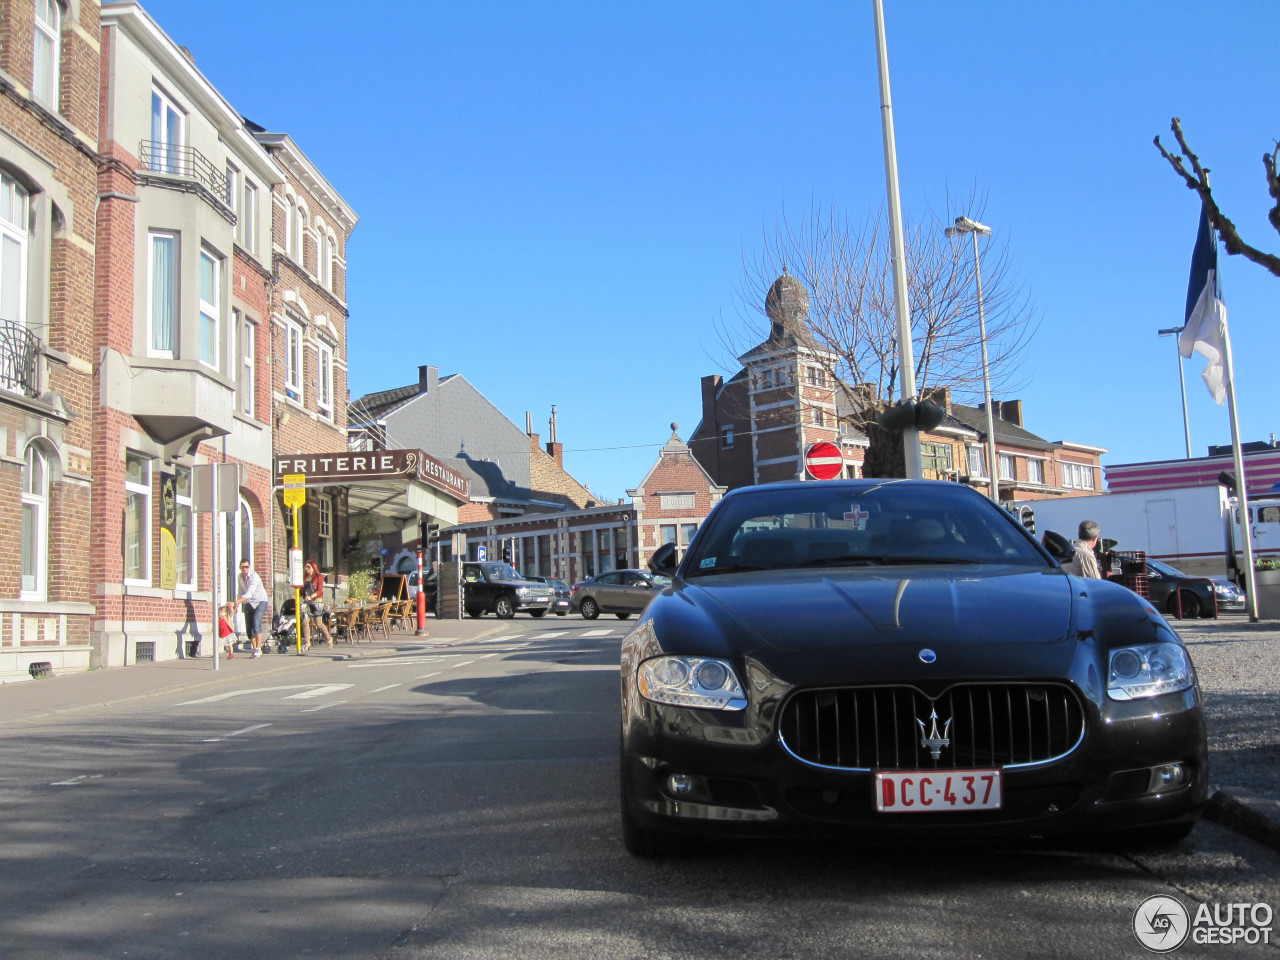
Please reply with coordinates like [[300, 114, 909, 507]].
[[637, 656, 747, 711], [1107, 643, 1193, 701]]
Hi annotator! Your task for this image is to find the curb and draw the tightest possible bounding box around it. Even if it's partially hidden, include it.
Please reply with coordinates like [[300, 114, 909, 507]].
[[1202, 789, 1280, 854]]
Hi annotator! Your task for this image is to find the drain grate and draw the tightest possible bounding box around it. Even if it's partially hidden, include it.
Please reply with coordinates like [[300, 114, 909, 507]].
[[28, 661, 53, 679], [135, 641, 155, 663]]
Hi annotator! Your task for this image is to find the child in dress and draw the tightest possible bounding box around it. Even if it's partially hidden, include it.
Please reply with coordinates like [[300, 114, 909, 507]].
[[218, 602, 236, 659]]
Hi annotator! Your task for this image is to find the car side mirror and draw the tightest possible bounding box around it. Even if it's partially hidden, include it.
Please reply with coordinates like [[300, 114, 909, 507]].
[[1041, 530, 1073, 564], [648, 542, 678, 578]]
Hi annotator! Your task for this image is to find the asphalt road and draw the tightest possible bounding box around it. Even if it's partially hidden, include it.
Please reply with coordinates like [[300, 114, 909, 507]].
[[1, 619, 1278, 960]]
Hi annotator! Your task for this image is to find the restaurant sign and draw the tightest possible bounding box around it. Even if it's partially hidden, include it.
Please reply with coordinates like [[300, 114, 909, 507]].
[[274, 449, 469, 502]]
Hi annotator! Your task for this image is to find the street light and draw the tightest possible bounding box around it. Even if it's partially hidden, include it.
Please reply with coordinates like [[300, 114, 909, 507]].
[[1157, 326, 1193, 459], [945, 216, 999, 502]]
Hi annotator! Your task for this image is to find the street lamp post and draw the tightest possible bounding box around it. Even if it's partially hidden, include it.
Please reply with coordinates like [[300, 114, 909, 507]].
[[945, 216, 998, 502], [1157, 326, 1193, 459]]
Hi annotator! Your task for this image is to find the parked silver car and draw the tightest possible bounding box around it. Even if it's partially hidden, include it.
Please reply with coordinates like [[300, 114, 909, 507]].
[[569, 569, 670, 620]]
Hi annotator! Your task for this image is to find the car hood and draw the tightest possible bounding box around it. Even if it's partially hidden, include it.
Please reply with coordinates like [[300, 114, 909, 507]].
[[687, 565, 1074, 651]]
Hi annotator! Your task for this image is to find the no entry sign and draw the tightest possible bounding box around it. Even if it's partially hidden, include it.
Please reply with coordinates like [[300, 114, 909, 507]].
[[804, 441, 843, 480]]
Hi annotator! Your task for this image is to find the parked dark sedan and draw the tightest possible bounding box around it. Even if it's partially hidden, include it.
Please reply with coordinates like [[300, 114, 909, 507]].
[[571, 569, 670, 620], [619, 479, 1207, 856], [1141, 558, 1218, 619]]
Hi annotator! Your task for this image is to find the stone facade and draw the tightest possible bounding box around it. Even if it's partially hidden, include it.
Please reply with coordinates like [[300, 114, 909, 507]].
[[0, 0, 100, 680]]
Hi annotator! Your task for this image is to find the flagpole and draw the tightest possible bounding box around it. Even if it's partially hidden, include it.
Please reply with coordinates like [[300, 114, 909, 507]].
[[1221, 327, 1259, 621]]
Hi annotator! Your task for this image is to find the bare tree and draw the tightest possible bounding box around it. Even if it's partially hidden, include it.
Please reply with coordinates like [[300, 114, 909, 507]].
[[718, 195, 1038, 477], [1154, 117, 1280, 278]]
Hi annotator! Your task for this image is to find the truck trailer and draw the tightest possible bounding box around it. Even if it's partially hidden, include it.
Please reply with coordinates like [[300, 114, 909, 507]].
[[1012, 485, 1280, 580]]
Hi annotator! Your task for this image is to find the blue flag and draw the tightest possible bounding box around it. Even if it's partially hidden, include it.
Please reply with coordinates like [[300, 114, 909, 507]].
[[1177, 205, 1228, 404]]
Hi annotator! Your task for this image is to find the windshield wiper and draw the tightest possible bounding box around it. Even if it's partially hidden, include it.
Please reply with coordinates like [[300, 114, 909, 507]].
[[688, 562, 769, 576], [798, 555, 886, 568], [872, 555, 975, 565]]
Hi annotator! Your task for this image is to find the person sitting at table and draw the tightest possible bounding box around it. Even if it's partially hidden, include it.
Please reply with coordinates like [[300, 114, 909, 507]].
[[301, 560, 334, 649]]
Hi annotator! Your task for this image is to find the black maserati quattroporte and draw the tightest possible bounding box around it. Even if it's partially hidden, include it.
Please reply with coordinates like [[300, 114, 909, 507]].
[[619, 479, 1208, 855]]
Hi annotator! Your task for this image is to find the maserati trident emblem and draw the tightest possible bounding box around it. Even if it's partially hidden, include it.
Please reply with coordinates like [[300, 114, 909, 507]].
[[917, 708, 952, 761]]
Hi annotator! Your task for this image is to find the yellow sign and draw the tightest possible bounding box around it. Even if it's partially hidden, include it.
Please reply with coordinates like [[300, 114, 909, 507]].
[[159, 528, 177, 590], [282, 473, 306, 509]]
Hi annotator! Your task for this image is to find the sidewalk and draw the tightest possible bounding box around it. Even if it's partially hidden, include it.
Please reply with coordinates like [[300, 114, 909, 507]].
[[2, 611, 1278, 851], [0, 615, 509, 726]]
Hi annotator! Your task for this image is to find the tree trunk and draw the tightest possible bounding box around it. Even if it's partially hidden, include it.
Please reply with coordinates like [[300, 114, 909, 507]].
[[862, 423, 907, 479]]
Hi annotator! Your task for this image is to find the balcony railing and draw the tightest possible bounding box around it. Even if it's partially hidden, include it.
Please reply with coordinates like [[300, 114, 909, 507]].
[[0, 319, 40, 397], [138, 140, 229, 206]]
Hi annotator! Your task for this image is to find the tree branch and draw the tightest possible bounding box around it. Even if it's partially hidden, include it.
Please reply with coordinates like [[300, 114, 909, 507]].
[[1154, 117, 1280, 278]]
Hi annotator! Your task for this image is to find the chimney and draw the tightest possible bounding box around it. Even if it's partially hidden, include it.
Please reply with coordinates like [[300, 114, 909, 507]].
[[525, 411, 533, 436], [1000, 399, 1023, 427], [546, 404, 563, 467], [701, 374, 722, 429], [418, 365, 438, 394]]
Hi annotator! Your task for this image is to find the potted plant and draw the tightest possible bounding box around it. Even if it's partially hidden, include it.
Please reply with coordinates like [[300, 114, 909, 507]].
[[1253, 556, 1280, 620]]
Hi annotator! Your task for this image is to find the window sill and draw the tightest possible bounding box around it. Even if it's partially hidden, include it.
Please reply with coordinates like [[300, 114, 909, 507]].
[[233, 411, 263, 430]]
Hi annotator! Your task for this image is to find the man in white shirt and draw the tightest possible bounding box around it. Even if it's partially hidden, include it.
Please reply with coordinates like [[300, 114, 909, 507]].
[[1063, 520, 1102, 579], [236, 559, 269, 658]]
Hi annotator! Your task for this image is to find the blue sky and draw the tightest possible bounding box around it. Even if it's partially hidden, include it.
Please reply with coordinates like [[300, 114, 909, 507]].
[[142, 1, 1278, 501]]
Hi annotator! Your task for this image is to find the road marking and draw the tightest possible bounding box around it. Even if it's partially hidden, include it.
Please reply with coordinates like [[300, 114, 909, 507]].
[[451, 660, 474, 669], [478, 653, 497, 659], [49, 774, 105, 786], [482, 635, 520, 643], [347, 656, 445, 669], [581, 629, 614, 637], [283, 684, 353, 700], [535, 631, 567, 638], [414, 671, 441, 680], [300, 701, 346, 714], [369, 683, 401, 694], [202, 723, 271, 743], [181, 685, 320, 705]]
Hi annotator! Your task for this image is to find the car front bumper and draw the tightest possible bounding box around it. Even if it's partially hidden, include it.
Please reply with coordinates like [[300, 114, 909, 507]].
[[621, 686, 1208, 841]]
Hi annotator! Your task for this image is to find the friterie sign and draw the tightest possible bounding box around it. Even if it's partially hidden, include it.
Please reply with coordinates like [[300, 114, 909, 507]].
[[804, 441, 843, 480]]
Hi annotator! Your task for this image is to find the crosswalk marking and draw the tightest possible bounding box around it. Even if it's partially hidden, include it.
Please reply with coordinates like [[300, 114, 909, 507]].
[[181, 685, 318, 705], [300, 701, 346, 714], [348, 656, 445, 668], [414, 671, 441, 680], [534, 631, 567, 638], [451, 660, 474, 669], [482, 635, 520, 643], [581, 629, 614, 637], [283, 684, 353, 700], [369, 683, 401, 694], [202, 723, 271, 742]]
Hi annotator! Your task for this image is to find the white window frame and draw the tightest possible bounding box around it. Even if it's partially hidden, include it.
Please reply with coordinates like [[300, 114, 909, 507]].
[[285, 318, 304, 402], [237, 311, 255, 416], [318, 495, 333, 570], [721, 425, 733, 448], [285, 196, 296, 257], [224, 160, 239, 216], [149, 85, 184, 174], [198, 247, 220, 369], [0, 172, 30, 330], [1027, 459, 1045, 485], [242, 179, 257, 254], [174, 464, 197, 590], [294, 205, 307, 270], [316, 340, 333, 420], [125, 452, 152, 586], [999, 454, 1016, 481], [966, 445, 988, 480], [146, 230, 178, 358], [20, 443, 48, 600], [1062, 462, 1096, 491], [33, 0, 61, 109]]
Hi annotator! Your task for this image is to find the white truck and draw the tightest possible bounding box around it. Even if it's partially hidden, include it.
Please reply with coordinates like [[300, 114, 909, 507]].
[[1012, 485, 1280, 580]]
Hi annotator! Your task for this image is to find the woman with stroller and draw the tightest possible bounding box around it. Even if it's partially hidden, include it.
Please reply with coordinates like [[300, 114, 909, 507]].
[[301, 560, 334, 650]]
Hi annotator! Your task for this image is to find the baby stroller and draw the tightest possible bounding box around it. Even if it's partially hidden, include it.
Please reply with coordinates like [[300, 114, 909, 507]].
[[269, 598, 299, 654]]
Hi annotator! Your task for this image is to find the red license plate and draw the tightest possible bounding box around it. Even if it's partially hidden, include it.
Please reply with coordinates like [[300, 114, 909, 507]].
[[874, 769, 1002, 813]]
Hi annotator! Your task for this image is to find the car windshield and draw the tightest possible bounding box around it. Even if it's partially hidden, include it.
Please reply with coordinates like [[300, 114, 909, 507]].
[[549, 579, 568, 589], [684, 481, 1052, 577], [481, 562, 521, 581]]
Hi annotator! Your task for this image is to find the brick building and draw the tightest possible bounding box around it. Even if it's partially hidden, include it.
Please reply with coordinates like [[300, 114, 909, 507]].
[[0, 0, 100, 679], [250, 124, 357, 606], [91, 2, 283, 665], [449, 423, 725, 584], [689, 271, 1105, 503]]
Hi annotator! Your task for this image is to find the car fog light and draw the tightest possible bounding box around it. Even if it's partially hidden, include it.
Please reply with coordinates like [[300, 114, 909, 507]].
[[1149, 763, 1186, 792], [666, 773, 695, 796]]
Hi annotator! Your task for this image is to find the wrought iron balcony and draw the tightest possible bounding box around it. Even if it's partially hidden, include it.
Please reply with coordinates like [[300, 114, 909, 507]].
[[138, 140, 231, 211], [0, 319, 40, 397]]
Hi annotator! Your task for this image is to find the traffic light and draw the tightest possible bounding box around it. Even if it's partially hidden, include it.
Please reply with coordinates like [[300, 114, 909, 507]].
[[501, 541, 512, 564], [875, 398, 946, 432], [1019, 505, 1035, 535]]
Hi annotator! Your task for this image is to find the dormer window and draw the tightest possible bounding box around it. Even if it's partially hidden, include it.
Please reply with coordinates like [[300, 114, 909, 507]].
[[149, 86, 184, 173], [33, 1, 61, 109]]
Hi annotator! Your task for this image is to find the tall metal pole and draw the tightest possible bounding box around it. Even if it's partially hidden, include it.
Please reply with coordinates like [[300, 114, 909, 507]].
[[1158, 326, 1193, 458], [971, 231, 999, 502], [872, 0, 922, 479], [1221, 327, 1259, 621]]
